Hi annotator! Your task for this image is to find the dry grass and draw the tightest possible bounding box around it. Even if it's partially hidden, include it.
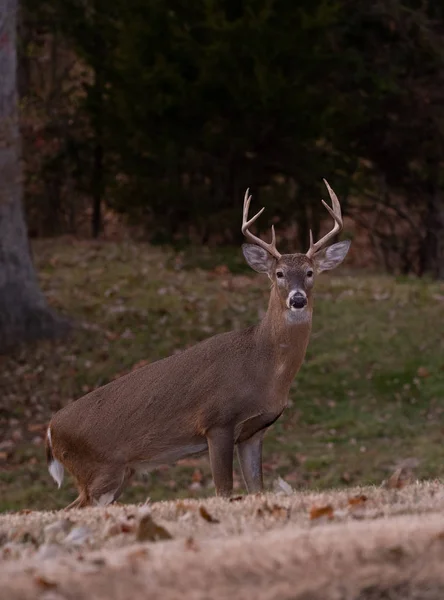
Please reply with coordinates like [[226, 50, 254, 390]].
[[2, 482, 444, 599]]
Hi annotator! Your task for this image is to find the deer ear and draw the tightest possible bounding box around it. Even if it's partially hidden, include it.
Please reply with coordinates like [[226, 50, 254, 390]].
[[242, 244, 275, 274], [314, 240, 351, 273]]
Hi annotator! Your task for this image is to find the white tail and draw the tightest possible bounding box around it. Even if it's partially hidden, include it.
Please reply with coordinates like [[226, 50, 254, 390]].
[[47, 180, 351, 509], [46, 427, 64, 488]]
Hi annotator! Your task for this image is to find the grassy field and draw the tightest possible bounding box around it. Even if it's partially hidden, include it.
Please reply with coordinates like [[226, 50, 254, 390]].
[[1, 238, 443, 512]]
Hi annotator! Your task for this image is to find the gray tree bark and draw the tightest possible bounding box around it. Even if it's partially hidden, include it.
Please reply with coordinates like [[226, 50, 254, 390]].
[[422, 188, 444, 280], [0, 0, 69, 352]]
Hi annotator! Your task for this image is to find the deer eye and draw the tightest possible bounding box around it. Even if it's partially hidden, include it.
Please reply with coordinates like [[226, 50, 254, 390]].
[[276, 270, 284, 279], [306, 269, 314, 278]]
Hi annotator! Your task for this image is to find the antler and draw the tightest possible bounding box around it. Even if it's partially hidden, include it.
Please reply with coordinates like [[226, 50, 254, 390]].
[[306, 179, 343, 258], [242, 189, 282, 260]]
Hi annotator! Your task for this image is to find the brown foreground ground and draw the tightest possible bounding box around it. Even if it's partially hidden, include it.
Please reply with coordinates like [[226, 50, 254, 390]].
[[1, 481, 444, 599]]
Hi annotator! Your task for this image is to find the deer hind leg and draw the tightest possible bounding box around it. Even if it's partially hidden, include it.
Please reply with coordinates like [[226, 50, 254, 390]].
[[64, 465, 131, 509], [87, 465, 134, 507], [109, 466, 135, 503], [65, 492, 89, 511]]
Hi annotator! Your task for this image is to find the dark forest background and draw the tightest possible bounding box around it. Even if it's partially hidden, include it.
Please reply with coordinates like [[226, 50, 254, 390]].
[[19, 0, 444, 277]]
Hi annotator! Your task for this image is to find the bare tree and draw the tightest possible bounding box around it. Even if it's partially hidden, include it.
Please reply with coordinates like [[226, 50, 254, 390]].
[[0, 0, 68, 352]]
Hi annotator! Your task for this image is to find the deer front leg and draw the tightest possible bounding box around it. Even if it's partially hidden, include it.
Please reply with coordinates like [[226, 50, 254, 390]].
[[236, 429, 264, 494], [207, 427, 234, 497]]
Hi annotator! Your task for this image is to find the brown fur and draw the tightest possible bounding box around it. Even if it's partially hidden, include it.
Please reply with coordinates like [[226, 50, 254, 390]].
[[47, 201, 349, 507]]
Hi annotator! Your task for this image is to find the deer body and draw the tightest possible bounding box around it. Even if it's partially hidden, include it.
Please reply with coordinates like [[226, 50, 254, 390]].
[[46, 181, 350, 508]]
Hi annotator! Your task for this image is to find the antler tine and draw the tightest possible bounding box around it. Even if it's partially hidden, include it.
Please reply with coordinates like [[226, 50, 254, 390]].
[[309, 229, 314, 248], [242, 189, 265, 231], [242, 189, 281, 260], [306, 179, 343, 259]]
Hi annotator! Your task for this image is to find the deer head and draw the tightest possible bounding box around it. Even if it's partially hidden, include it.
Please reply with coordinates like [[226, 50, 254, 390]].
[[242, 179, 350, 322]]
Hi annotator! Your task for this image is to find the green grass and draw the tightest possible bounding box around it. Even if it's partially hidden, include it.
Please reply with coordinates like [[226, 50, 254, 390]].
[[1, 239, 443, 512]]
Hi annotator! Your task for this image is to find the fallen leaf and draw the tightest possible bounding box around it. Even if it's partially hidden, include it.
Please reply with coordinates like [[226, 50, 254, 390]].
[[273, 476, 293, 495], [271, 504, 290, 518], [309, 505, 334, 520], [212, 265, 230, 276], [120, 328, 134, 340], [192, 469, 203, 483], [176, 501, 194, 516], [417, 366, 430, 378], [23, 373, 37, 381], [395, 457, 420, 470], [44, 519, 73, 541], [185, 536, 199, 551], [348, 495, 368, 507], [64, 526, 92, 546], [36, 543, 65, 560], [385, 545, 405, 562], [189, 481, 202, 491], [34, 575, 57, 590], [27, 423, 46, 433], [341, 472, 351, 483], [230, 275, 254, 289], [136, 514, 172, 542], [127, 547, 149, 560], [11, 430, 22, 442], [106, 331, 119, 341], [90, 557, 106, 567], [256, 502, 289, 519], [105, 522, 135, 537], [199, 506, 219, 523], [15, 531, 38, 545]]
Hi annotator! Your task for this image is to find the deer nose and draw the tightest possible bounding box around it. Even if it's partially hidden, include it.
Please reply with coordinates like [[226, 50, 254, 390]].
[[289, 292, 307, 309]]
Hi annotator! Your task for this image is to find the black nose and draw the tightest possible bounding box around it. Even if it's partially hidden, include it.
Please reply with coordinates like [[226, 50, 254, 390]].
[[290, 294, 307, 309]]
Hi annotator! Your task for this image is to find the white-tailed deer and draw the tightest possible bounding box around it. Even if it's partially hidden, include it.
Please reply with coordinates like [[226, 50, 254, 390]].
[[46, 180, 350, 508]]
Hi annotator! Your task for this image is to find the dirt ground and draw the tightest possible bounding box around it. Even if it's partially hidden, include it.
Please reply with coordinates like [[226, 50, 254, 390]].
[[1, 481, 444, 599]]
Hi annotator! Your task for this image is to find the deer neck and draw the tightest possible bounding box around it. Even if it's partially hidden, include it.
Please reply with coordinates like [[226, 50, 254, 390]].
[[256, 286, 312, 387]]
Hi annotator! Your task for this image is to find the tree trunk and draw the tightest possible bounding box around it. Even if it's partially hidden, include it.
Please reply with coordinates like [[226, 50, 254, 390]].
[[91, 4, 105, 239], [91, 138, 103, 238], [421, 187, 444, 279], [0, 0, 69, 352]]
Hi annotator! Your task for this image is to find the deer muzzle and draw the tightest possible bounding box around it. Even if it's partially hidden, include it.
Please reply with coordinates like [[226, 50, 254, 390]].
[[287, 290, 307, 310]]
